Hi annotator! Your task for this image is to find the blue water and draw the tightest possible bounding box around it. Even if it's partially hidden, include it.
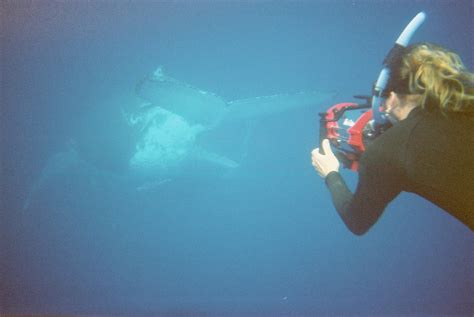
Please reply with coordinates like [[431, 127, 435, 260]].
[[1, 1, 472, 316]]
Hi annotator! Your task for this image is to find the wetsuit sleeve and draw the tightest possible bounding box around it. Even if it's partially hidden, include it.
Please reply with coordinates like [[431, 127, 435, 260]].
[[324, 154, 403, 235]]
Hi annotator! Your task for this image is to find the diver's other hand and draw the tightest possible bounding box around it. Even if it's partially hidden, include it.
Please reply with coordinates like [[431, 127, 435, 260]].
[[311, 139, 340, 178]]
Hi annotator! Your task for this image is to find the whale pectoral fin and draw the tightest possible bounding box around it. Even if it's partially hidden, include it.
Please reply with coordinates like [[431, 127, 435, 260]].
[[193, 147, 239, 169], [226, 91, 337, 120], [22, 147, 82, 211]]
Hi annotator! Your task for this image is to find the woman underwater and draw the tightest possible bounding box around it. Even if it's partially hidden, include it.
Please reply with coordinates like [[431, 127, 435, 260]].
[[312, 43, 474, 235]]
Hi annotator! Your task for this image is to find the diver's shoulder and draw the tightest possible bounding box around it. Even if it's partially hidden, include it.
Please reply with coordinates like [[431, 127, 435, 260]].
[[362, 111, 420, 160], [363, 120, 407, 162], [416, 107, 474, 132]]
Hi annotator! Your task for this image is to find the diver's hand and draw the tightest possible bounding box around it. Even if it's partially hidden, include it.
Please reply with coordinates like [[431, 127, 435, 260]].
[[311, 139, 340, 178]]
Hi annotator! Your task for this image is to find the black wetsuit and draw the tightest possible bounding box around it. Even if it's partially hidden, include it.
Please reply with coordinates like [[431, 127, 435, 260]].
[[325, 107, 474, 234]]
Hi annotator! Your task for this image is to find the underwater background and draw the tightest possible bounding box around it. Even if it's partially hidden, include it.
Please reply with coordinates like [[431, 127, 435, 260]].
[[1, 1, 473, 316]]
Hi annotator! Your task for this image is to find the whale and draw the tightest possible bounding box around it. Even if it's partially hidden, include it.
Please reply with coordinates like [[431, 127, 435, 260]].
[[23, 67, 336, 209]]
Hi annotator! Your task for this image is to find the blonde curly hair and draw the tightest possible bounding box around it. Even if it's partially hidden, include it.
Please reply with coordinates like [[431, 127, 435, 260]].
[[394, 43, 474, 114]]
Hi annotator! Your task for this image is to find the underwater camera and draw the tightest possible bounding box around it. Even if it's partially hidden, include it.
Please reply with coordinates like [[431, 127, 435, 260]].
[[318, 96, 391, 171]]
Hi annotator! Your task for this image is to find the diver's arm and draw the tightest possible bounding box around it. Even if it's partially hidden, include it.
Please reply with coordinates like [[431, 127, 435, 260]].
[[312, 139, 401, 235], [324, 157, 401, 236], [325, 172, 355, 215]]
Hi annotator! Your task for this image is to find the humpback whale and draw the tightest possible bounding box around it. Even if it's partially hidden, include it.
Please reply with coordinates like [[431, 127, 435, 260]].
[[23, 67, 336, 209]]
